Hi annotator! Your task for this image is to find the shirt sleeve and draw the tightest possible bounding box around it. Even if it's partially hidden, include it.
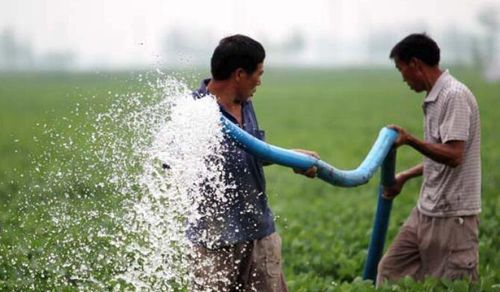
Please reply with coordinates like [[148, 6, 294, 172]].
[[439, 90, 471, 143]]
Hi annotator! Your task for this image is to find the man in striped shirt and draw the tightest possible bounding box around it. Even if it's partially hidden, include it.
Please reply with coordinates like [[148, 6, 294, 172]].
[[377, 33, 481, 285]]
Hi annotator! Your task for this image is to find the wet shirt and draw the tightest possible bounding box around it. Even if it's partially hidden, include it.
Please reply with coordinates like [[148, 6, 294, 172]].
[[189, 79, 275, 248], [419, 70, 481, 217]]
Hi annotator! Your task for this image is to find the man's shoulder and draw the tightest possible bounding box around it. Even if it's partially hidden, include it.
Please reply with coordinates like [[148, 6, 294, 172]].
[[192, 78, 211, 99], [440, 75, 475, 103], [192, 89, 207, 99]]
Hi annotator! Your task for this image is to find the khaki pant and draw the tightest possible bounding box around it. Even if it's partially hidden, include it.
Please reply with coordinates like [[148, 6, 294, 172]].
[[377, 207, 479, 286], [192, 232, 288, 292]]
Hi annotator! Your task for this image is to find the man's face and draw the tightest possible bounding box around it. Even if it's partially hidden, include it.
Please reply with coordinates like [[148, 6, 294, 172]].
[[394, 58, 425, 93], [237, 63, 264, 100]]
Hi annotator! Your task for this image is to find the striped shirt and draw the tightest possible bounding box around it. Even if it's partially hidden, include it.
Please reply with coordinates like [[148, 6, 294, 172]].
[[418, 70, 481, 217]]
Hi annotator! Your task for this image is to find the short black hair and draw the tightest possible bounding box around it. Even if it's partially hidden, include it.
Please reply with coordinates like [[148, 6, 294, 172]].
[[211, 34, 265, 80], [390, 33, 440, 66]]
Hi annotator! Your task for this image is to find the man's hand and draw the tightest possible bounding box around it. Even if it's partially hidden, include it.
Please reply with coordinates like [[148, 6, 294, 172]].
[[387, 124, 412, 147], [383, 174, 406, 199], [388, 124, 465, 167], [292, 149, 320, 178]]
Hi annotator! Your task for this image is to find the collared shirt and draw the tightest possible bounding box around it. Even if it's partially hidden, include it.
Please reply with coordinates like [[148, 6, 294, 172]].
[[418, 70, 481, 217], [189, 79, 275, 248]]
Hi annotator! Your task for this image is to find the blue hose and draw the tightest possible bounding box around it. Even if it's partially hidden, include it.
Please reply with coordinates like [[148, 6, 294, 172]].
[[221, 115, 398, 187], [221, 115, 398, 282]]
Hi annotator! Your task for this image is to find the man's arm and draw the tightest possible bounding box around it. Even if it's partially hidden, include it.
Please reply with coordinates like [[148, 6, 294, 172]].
[[383, 163, 423, 198], [388, 124, 465, 167]]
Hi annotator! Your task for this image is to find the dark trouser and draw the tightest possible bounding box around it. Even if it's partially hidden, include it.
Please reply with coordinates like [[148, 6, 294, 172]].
[[192, 232, 288, 292], [377, 207, 479, 286]]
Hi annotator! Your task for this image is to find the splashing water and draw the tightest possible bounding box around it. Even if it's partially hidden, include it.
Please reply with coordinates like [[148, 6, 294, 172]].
[[116, 78, 229, 290], [2, 74, 232, 291]]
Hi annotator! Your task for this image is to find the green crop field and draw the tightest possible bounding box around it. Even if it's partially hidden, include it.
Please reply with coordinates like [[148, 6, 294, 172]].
[[0, 68, 499, 291]]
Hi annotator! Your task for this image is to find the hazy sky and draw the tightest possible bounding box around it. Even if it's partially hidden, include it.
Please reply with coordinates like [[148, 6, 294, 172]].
[[1, 0, 498, 68]]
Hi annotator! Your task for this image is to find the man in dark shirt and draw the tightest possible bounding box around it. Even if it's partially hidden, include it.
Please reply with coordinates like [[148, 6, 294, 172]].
[[190, 34, 318, 291]]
